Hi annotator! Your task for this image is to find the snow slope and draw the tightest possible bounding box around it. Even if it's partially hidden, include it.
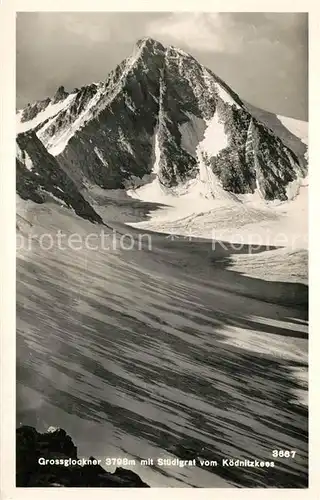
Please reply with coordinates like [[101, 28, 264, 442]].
[[127, 175, 308, 249], [127, 108, 308, 253], [198, 112, 228, 157], [277, 115, 308, 146], [17, 199, 307, 488], [214, 81, 241, 109]]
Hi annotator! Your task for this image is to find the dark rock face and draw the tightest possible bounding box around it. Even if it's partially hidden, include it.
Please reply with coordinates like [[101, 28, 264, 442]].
[[52, 85, 69, 104], [244, 101, 308, 161], [16, 131, 103, 224], [16, 426, 149, 487], [205, 103, 305, 200], [21, 97, 51, 122], [18, 37, 308, 200]]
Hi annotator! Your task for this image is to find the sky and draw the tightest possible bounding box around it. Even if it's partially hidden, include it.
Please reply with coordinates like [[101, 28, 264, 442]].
[[16, 12, 308, 120]]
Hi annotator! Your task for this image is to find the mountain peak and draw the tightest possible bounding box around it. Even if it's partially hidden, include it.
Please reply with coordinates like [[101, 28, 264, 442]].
[[17, 37, 307, 203], [135, 36, 165, 52]]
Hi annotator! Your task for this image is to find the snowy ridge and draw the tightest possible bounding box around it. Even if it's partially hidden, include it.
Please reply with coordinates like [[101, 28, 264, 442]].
[[16, 93, 77, 134], [38, 84, 106, 156], [36, 42, 150, 157], [214, 81, 241, 109], [201, 67, 241, 109], [90, 39, 161, 120], [174, 47, 192, 58]]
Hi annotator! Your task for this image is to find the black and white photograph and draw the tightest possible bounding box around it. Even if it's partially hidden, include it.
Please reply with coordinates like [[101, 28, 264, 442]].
[[14, 11, 308, 489]]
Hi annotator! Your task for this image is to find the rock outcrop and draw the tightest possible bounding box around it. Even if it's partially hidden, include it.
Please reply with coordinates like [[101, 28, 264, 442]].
[[16, 131, 103, 224], [52, 85, 69, 104], [16, 426, 149, 487], [20, 97, 51, 123]]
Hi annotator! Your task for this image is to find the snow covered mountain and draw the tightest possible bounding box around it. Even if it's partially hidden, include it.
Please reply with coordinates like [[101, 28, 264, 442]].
[[16, 37, 308, 209]]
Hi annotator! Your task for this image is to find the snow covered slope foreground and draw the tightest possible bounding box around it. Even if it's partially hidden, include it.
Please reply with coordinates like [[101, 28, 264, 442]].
[[17, 37, 307, 204], [17, 200, 307, 488]]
